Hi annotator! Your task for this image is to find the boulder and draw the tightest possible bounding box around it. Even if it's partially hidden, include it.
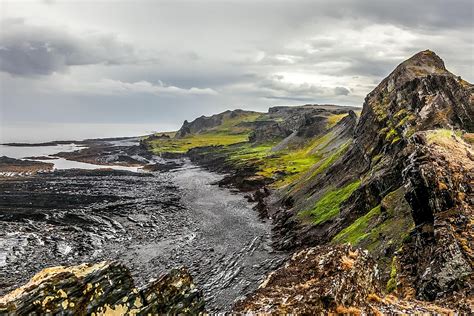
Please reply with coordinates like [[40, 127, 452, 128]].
[[0, 261, 205, 315]]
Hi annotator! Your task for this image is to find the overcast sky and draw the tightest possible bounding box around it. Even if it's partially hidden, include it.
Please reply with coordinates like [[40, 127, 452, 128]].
[[1, 0, 473, 142]]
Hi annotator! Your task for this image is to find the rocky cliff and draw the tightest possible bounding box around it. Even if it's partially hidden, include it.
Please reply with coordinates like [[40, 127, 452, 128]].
[[250, 50, 473, 311]]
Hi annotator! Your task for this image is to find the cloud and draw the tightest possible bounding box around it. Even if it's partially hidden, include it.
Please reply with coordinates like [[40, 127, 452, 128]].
[[50, 76, 218, 96], [334, 87, 350, 96], [226, 74, 354, 102], [0, 18, 138, 76], [0, 0, 472, 140], [89, 79, 218, 96]]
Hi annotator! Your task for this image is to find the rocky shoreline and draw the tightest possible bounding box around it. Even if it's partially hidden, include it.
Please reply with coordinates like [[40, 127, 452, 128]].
[[0, 140, 286, 312]]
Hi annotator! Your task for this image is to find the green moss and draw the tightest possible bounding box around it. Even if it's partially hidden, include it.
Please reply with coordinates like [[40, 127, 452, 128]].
[[393, 109, 408, 118], [391, 136, 401, 144], [300, 180, 361, 225], [385, 128, 398, 141], [329, 186, 415, 282], [326, 113, 348, 129], [425, 129, 455, 144], [372, 91, 391, 121], [231, 131, 338, 188], [386, 256, 398, 293], [332, 205, 381, 245], [405, 127, 416, 138], [371, 154, 383, 165], [309, 141, 350, 180], [395, 114, 415, 128]]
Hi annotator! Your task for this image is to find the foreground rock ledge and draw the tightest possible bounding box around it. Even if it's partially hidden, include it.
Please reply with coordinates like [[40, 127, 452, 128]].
[[0, 261, 204, 315], [234, 244, 469, 314]]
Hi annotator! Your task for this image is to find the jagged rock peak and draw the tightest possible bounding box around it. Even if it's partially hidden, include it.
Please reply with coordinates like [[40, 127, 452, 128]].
[[355, 49, 473, 150], [381, 50, 452, 93], [399, 50, 447, 73]]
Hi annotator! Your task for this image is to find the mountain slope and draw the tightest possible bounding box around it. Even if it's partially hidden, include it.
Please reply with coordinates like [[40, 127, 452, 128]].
[[244, 50, 473, 312]]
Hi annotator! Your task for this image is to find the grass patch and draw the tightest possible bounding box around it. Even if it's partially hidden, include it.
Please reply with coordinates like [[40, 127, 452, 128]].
[[148, 132, 250, 154], [326, 113, 348, 129], [331, 187, 414, 282], [332, 205, 381, 245], [425, 129, 455, 144], [208, 112, 262, 134], [146, 111, 263, 154], [224, 131, 340, 188], [300, 180, 361, 225], [308, 141, 351, 180]]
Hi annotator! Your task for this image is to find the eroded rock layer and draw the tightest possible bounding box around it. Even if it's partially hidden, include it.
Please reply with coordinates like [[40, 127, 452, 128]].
[[0, 261, 204, 315]]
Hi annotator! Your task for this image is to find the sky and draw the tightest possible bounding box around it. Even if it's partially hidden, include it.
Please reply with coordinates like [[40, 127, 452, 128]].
[[0, 0, 473, 142]]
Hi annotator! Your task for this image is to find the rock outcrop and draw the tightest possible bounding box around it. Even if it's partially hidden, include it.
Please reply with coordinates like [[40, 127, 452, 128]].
[[271, 52, 471, 243], [249, 104, 358, 144], [399, 130, 473, 302], [235, 244, 465, 314], [0, 261, 205, 315], [175, 109, 260, 138]]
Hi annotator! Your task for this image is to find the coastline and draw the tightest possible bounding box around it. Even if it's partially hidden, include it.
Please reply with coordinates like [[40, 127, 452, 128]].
[[0, 139, 286, 312]]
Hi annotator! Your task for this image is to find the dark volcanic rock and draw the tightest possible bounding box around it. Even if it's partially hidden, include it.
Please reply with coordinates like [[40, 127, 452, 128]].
[[268, 50, 474, 301], [0, 156, 53, 176], [0, 261, 204, 314], [400, 131, 473, 302]]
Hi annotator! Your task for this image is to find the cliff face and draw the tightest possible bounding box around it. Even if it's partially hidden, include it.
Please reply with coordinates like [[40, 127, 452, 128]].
[[249, 104, 357, 144], [264, 50, 473, 300], [0, 261, 204, 314], [400, 130, 473, 301]]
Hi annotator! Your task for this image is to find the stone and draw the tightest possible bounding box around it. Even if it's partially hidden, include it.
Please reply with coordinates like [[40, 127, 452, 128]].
[[0, 261, 205, 315]]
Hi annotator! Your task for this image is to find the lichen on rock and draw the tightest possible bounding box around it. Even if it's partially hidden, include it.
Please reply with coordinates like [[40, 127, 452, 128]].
[[0, 261, 205, 315]]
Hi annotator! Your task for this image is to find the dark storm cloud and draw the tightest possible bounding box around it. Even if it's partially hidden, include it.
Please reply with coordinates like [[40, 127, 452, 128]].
[[306, 0, 473, 31], [344, 0, 473, 30], [255, 0, 472, 79], [0, 19, 137, 76]]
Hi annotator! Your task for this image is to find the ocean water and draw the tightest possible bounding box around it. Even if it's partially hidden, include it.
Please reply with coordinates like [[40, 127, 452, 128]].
[[0, 143, 141, 172], [0, 122, 179, 144]]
